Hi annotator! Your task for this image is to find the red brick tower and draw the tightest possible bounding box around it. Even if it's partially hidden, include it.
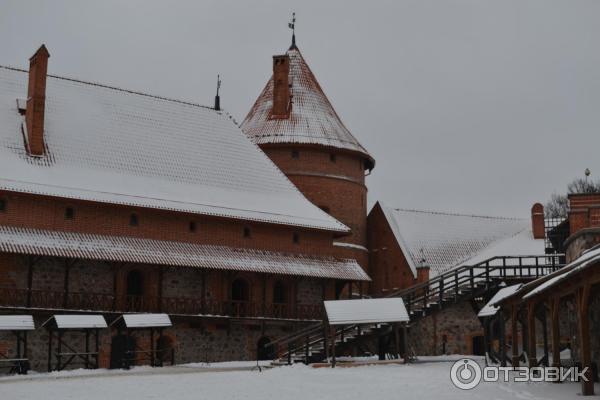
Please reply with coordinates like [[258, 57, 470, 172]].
[[241, 39, 375, 271]]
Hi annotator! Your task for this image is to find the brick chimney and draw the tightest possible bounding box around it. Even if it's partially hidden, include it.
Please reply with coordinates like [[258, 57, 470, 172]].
[[531, 203, 545, 239], [271, 54, 290, 118], [25, 45, 50, 156]]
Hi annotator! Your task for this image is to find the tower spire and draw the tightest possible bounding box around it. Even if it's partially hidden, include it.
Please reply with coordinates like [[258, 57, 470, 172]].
[[288, 12, 297, 50], [214, 74, 221, 111]]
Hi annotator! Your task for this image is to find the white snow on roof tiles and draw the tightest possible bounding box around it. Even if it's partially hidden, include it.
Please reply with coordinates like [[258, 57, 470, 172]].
[[241, 47, 373, 165], [378, 203, 537, 277], [122, 314, 172, 328], [0, 66, 347, 233], [324, 298, 409, 325], [0, 225, 370, 281], [478, 284, 522, 317], [0, 315, 35, 330], [52, 315, 107, 329]]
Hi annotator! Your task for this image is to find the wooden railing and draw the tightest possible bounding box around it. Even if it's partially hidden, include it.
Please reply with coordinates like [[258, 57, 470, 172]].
[[0, 288, 323, 321]]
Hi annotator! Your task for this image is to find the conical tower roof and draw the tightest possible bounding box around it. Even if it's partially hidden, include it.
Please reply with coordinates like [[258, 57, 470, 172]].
[[241, 47, 374, 169]]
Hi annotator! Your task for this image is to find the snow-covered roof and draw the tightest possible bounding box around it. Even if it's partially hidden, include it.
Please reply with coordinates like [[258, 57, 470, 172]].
[[0, 315, 35, 330], [121, 314, 172, 328], [478, 284, 522, 317], [49, 315, 107, 329], [523, 245, 600, 300], [324, 298, 409, 325], [241, 47, 374, 167], [0, 225, 370, 281], [378, 203, 542, 277], [0, 65, 347, 233]]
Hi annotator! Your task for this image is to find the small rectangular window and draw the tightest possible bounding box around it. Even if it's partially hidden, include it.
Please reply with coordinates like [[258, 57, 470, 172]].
[[330, 153, 336, 163], [291, 149, 299, 159], [65, 207, 74, 220], [0, 199, 5, 212], [293, 232, 300, 244], [243, 227, 251, 238], [129, 213, 139, 227], [189, 221, 197, 233]]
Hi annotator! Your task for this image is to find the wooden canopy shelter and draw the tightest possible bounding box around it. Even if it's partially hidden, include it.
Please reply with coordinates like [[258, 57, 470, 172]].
[[41, 314, 107, 372], [0, 315, 35, 374], [110, 313, 173, 368], [324, 298, 410, 367]]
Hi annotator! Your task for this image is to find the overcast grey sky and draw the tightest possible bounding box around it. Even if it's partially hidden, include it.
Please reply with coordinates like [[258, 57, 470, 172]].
[[2, 0, 599, 218]]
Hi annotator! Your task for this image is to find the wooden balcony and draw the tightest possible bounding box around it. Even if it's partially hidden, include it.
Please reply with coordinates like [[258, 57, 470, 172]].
[[0, 287, 323, 321]]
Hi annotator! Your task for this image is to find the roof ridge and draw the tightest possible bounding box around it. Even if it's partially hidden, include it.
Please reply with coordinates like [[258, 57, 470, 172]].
[[390, 206, 524, 221], [0, 64, 216, 111]]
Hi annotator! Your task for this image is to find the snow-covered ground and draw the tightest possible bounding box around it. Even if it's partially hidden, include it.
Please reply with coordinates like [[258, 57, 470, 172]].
[[0, 357, 595, 400]]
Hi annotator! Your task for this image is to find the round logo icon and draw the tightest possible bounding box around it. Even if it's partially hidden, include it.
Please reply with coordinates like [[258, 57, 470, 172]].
[[450, 358, 482, 390]]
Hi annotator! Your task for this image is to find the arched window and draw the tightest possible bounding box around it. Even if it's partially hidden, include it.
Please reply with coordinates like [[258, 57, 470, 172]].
[[231, 278, 249, 302], [273, 281, 287, 304]]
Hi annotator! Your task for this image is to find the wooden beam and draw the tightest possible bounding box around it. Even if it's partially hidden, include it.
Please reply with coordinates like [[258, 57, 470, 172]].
[[527, 302, 537, 368], [576, 284, 594, 396], [549, 297, 561, 371], [511, 305, 519, 368]]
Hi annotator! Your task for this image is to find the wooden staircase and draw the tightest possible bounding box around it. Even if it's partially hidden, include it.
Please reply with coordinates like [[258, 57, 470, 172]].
[[267, 254, 565, 365]]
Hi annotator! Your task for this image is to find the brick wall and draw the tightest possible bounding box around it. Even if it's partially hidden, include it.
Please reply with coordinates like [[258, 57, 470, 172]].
[[260, 145, 368, 256], [0, 191, 337, 257], [367, 202, 417, 295]]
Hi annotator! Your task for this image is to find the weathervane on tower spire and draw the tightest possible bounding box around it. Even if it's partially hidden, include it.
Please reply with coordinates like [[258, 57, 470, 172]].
[[288, 12, 297, 50]]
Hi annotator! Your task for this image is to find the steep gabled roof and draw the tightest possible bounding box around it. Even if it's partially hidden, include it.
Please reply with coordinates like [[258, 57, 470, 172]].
[[0, 65, 348, 232], [377, 202, 544, 277], [241, 47, 374, 167]]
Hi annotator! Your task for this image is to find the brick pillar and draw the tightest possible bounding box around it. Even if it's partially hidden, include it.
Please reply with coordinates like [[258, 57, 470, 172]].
[[271, 55, 290, 117], [531, 203, 545, 239], [26, 45, 50, 156]]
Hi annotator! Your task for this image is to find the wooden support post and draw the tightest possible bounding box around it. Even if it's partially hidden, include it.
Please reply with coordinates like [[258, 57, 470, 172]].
[[331, 327, 336, 368], [85, 330, 90, 369], [304, 334, 309, 365], [323, 326, 329, 361], [95, 329, 100, 368], [57, 330, 63, 371], [541, 306, 549, 367], [499, 315, 506, 367], [527, 302, 537, 368], [150, 328, 156, 367], [576, 285, 594, 396], [511, 305, 519, 368], [402, 325, 408, 363], [261, 275, 267, 317], [483, 318, 490, 362], [550, 297, 561, 370], [394, 323, 401, 359], [157, 267, 164, 312], [47, 328, 53, 372]]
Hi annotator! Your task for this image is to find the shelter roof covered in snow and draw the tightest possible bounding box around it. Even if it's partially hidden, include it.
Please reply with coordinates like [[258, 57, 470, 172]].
[[0, 65, 346, 233], [0, 315, 35, 330], [45, 315, 108, 329], [241, 47, 374, 167], [324, 298, 409, 325], [377, 202, 544, 277], [0, 225, 370, 281], [118, 314, 172, 328], [478, 284, 522, 317]]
